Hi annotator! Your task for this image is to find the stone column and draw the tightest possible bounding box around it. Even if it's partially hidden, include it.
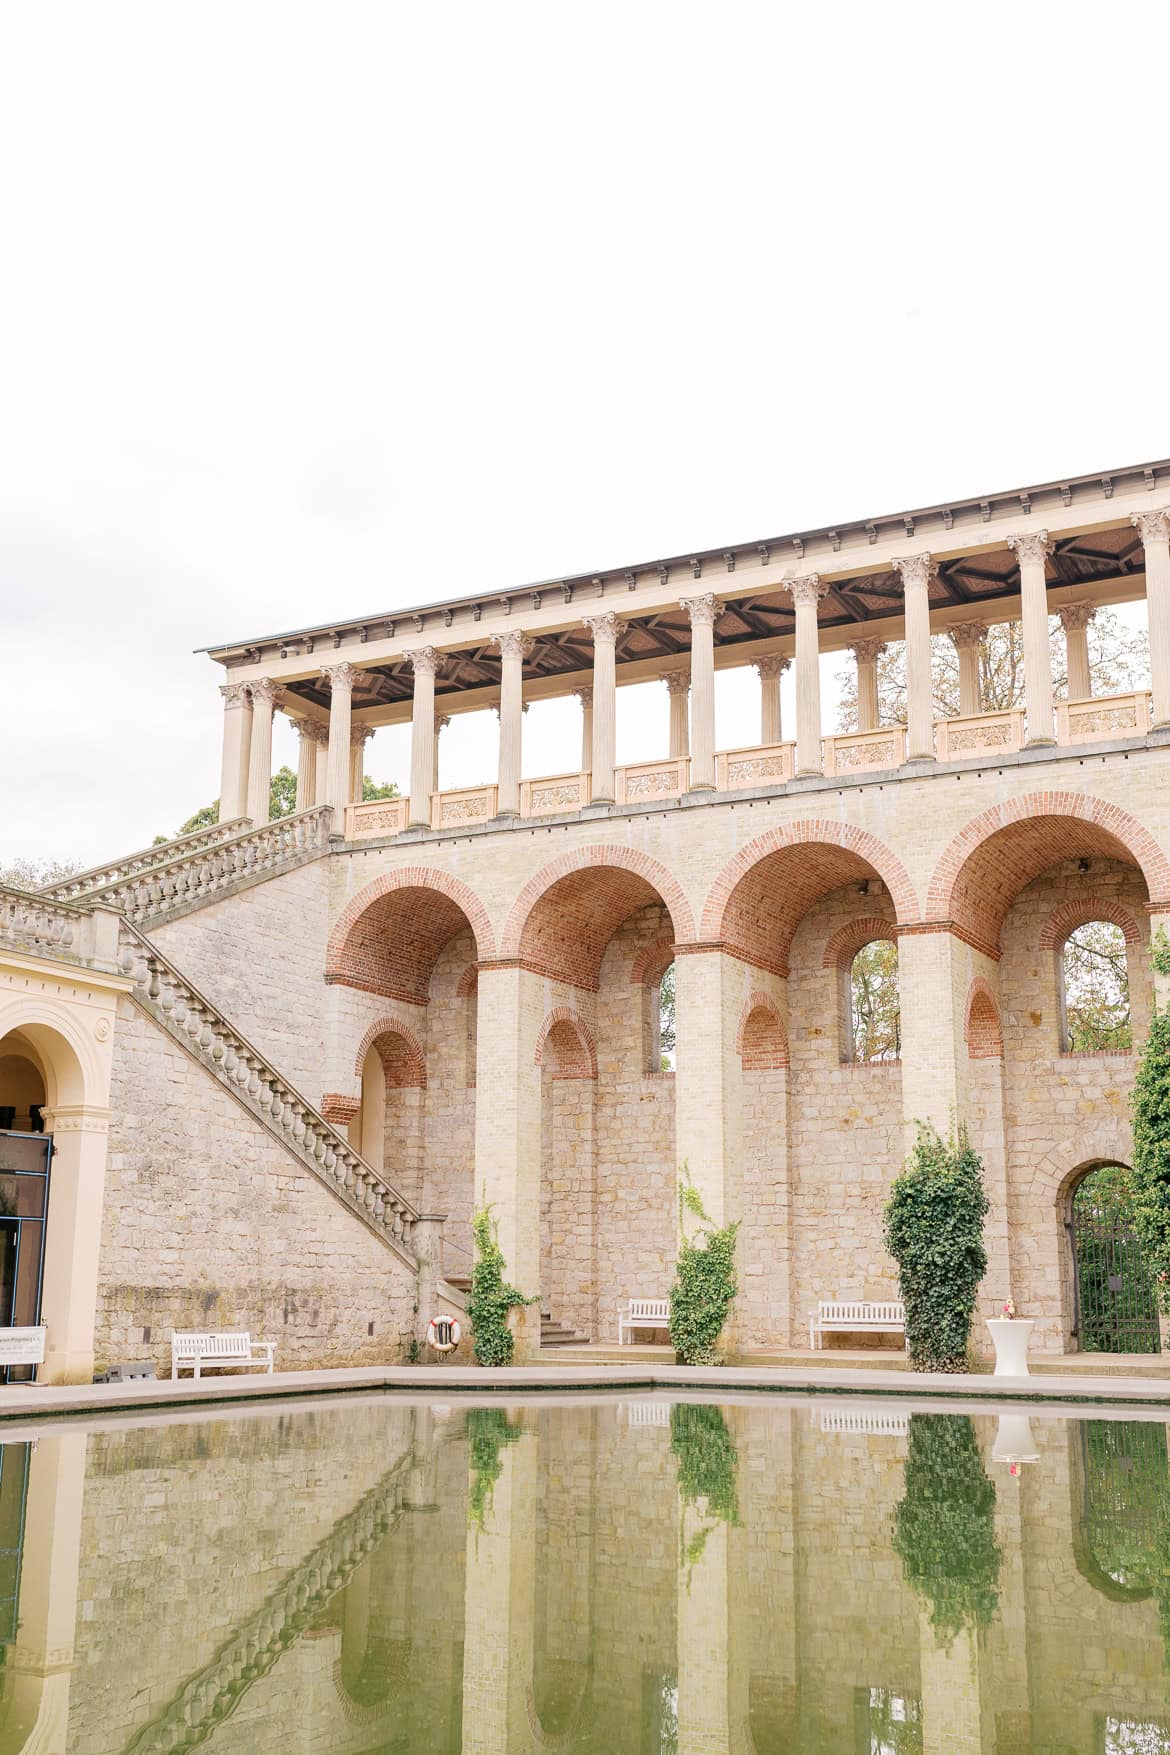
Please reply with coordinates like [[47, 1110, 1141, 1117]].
[[1007, 530, 1055, 745], [218, 683, 253, 822], [680, 594, 717, 789], [313, 727, 329, 805], [948, 621, 987, 718], [473, 965, 543, 1360], [785, 574, 829, 777], [244, 677, 282, 824], [38, 1104, 111, 1383], [349, 722, 374, 803], [290, 717, 318, 812], [754, 655, 788, 745], [583, 614, 620, 804], [674, 948, 743, 1345], [405, 647, 441, 827], [576, 687, 593, 774], [1133, 508, 1170, 726], [490, 631, 529, 817], [434, 713, 450, 792], [662, 670, 691, 757], [320, 661, 359, 827], [1059, 603, 1095, 702], [849, 638, 886, 733], [893, 553, 936, 761]]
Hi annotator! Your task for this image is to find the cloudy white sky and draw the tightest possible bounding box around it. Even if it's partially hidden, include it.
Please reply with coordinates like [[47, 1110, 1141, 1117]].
[[3, 2, 1168, 869]]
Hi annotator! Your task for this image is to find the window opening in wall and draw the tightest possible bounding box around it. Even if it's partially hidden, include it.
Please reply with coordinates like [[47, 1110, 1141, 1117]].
[[849, 941, 900, 1063], [1102, 1718, 1170, 1754], [656, 962, 676, 1072], [1062, 920, 1131, 1052], [1068, 1165, 1161, 1354]]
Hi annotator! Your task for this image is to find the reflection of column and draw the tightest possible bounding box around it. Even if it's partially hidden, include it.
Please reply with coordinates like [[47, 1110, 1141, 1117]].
[[575, 688, 593, 774], [1059, 603, 1095, 702], [245, 677, 282, 823], [1133, 507, 1170, 726], [349, 722, 374, 804], [849, 638, 886, 732], [406, 647, 441, 827], [583, 614, 619, 804], [1007, 530, 1055, 745], [461, 1430, 536, 1754], [786, 574, 829, 776], [676, 1413, 748, 1755], [491, 631, 529, 817], [434, 713, 451, 792], [39, 1105, 111, 1382], [893, 553, 935, 760], [918, 1615, 984, 1755], [662, 671, 691, 757], [8, 1433, 87, 1750], [948, 621, 987, 718], [680, 594, 717, 790], [219, 683, 253, 821], [321, 661, 359, 825], [754, 655, 787, 745]]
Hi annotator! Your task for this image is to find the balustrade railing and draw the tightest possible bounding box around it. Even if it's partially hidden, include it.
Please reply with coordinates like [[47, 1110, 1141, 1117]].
[[346, 796, 410, 839], [613, 757, 690, 804], [1056, 689, 1152, 745], [716, 742, 795, 790], [520, 771, 592, 817], [39, 817, 249, 902], [431, 783, 498, 829], [0, 887, 86, 963], [116, 919, 421, 1255], [822, 725, 907, 777], [936, 708, 1026, 759]]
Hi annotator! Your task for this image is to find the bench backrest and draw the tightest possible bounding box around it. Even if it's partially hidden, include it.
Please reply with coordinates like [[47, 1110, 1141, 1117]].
[[818, 1300, 904, 1322], [172, 1331, 253, 1360], [627, 1299, 670, 1321]]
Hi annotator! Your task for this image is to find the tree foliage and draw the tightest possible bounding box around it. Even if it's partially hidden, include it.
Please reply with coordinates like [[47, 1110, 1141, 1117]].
[[1130, 930, 1170, 1317], [158, 768, 399, 845], [668, 1171, 739, 1365], [892, 1414, 1000, 1646], [363, 776, 400, 801], [850, 939, 900, 1062], [1063, 920, 1132, 1051], [658, 962, 676, 1069], [883, 1123, 989, 1372], [0, 856, 81, 891], [466, 1208, 535, 1367]]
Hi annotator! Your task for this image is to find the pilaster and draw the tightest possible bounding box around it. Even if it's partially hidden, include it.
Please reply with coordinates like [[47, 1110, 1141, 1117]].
[[680, 594, 717, 790], [218, 682, 253, 822], [892, 554, 935, 760], [245, 677, 282, 824], [848, 638, 886, 734], [754, 655, 788, 745], [948, 621, 987, 718], [473, 964, 544, 1360], [38, 1103, 112, 1384], [490, 630, 530, 817], [1007, 530, 1055, 745], [348, 721, 374, 805], [320, 661, 360, 827], [583, 614, 620, 804], [662, 669, 691, 758], [405, 648, 441, 828], [786, 574, 829, 776], [1133, 506, 1170, 726], [1058, 602, 1095, 702]]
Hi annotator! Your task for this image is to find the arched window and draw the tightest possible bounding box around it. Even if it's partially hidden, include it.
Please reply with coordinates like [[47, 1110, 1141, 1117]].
[[656, 962, 676, 1072], [1061, 920, 1131, 1052], [848, 940, 900, 1063]]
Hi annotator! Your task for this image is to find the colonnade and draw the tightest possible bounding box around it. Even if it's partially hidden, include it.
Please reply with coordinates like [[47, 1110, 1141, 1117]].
[[218, 511, 1170, 829]]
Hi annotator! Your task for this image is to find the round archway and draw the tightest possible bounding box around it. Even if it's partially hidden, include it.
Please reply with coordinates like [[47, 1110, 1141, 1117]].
[[1066, 1163, 1161, 1355]]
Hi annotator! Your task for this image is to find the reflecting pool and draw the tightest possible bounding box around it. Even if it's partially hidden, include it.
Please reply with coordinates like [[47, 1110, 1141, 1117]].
[[2, 1394, 1169, 1753]]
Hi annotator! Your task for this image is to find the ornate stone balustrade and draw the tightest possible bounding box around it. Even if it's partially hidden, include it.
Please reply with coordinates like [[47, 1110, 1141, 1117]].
[[0, 888, 85, 963], [117, 921, 421, 1257], [936, 708, 1026, 759], [345, 796, 410, 839], [39, 817, 249, 902], [1056, 690, 1152, 745], [430, 783, 498, 829], [715, 742, 795, 791], [519, 771, 592, 817], [822, 725, 908, 777], [85, 807, 332, 925], [613, 757, 690, 805]]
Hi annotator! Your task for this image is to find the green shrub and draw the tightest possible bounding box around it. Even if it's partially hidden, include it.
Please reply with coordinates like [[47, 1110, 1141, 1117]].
[[1131, 929, 1170, 1315], [668, 1172, 739, 1365], [892, 1414, 1000, 1646], [883, 1122, 989, 1372], [467, 1209, 534, 1367]]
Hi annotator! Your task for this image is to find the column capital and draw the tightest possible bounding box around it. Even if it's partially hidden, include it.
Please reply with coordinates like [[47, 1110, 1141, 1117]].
[[349, 722, 375, 747], [891, 553, 935, 592], [679, 592, 719, 628], [784, 572, 828, 609], [582, 612, 621, 645], [289, 714, 329, 745], [434, 712, 452, 732], [320, 660, 362, 693], [1133, 507, 1170, 546], [660, 670, 691, 696], [489, 630, 533, 661], [849, 637, 887, 664], [1058, 602, 1096, 633], [753, 654, 790, 680], [403, 646, 443, 678], [948, 620, 988, 651], [219, 681, 251, 708], [1006, 529, 1052, 568], [249, 677, 284, 708], [575, 686, 593, 708]]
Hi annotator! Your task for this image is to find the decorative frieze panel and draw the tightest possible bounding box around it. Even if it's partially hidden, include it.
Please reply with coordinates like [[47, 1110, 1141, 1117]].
[[431, 784, 499, 829], [519, 772, 591, 817], [346, 797, 410, 840], [715, 742, 795, 791], [1056, 691, 1152, 745], [821, 725, 908, 777], [613, 757, 690, 805], [936, 708, 1026, 759]]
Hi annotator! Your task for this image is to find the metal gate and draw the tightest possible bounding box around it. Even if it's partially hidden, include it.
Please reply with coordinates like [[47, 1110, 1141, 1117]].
[[1068, 1168, 1162, 1355]]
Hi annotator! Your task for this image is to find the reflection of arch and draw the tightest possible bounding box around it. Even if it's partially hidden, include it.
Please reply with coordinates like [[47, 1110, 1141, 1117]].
[[736, 994, 789, 1069], [352, 1018, 427, 1088], [963, 978, 1004, 1060], [502, 846, 694, 989], [525, 1664, 596, 1751], [534, 1009, 597, 1080], [701, 820, 918, 975], [1040, 896, 1142, 952], [1071, 1419, 1168, 1602], [926, 792, 1170, 955], [820, 915, 898, 970], [326, 867, 494, 1004]]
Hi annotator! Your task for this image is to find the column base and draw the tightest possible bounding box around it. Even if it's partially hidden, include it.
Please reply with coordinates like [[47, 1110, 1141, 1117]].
[[490, 810, 520, 824], [1024, 736, 1057, 749], [794, 766, 824, 780], [686, 783, 716, 795], [905, 753, 937, 766]]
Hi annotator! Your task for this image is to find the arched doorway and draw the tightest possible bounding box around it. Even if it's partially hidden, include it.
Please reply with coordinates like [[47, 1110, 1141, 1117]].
[[1067, 1164, 1161, 1354], [0, 1035, 54, 1383]]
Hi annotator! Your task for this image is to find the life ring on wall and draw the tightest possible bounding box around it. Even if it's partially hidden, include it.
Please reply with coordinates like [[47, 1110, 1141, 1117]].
[[426, 1315, 461, 1353]]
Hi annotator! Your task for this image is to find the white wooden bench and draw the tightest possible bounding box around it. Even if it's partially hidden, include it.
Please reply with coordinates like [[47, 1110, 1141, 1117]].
[[808, 1300, 906, 1351], [618, 1299, 670, 1344], [171, 1331, 276, 1379]]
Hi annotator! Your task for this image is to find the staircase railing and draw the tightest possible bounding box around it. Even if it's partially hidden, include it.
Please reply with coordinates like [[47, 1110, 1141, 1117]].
[[0, 886, 90, 964], [38, 817, 249, 901], [117, 919, 421, 1260]]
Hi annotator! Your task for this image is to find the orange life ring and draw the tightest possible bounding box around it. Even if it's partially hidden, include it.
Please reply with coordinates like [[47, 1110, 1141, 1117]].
[[426, 1315, 461, 1352]]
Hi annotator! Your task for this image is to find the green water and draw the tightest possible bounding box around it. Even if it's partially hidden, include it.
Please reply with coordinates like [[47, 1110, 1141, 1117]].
[[4, 1394, 1170, 1753]]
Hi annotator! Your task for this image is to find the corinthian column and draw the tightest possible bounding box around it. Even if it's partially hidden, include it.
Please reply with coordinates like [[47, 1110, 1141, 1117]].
[[1007, 530, 1055, 745], [405, 648, 441, 826], [490, 630, 530, 816], [1059, 603, 1096, 702], [948, 621, 987, 718], [349, 722, 374, 803], [1133, 508, 1170, 727], [434, 713, 450, 792], [576, 687, 593, 773], [849, 638, 886, 733], [661, 670, 691, 758], [583, 614, 620, 803], [754, 655, 788, 745], [320, 661, 360, 825], [892, 554, 935, 761], [245, 678, 282, 824], [680, 594, 717, 789], [218, 682, 253, 822], [290, 716, 326, 811], [785, 574, 829, 776]]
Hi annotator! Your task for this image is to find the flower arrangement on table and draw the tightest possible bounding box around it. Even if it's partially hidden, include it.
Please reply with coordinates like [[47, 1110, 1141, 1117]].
[[1001, 1298, 1016, 1320]]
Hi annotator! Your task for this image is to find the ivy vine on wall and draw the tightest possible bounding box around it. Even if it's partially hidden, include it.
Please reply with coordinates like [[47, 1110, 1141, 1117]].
[[668, 1169, 739, 1366], [467, 1208, 535, 1367], [883, 1123, 989, 1373], [1131, 927, 1170, 1316]]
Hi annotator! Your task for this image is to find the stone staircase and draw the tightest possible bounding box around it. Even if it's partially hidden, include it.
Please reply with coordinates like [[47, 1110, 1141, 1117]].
[[38, 816, 250, 901], [442, 1276, 588, 1347]]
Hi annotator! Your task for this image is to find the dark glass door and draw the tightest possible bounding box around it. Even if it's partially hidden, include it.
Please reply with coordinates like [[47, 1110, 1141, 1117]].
[[0, 1133, 51, 1383]]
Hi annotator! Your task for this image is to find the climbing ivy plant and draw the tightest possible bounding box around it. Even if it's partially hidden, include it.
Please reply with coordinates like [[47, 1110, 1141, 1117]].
[[883, 1122, 989, 1373], [466, 1407, 524, 1530], [668, 1170, 739, 1366], [467, 1208, 535, 1367], [892, 1414, 1000, 1647], [1131, 928, 1170, 1315]]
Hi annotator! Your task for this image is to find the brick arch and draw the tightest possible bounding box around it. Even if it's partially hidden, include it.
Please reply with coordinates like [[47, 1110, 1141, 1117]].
[[630, 935, 677, 988], [534, 1007, 598, 1080], [964, 977, 1004, 1060], [500, 845, 696, 991], [326, 866, 495, 1005], [700, 820, 918, 976], [353, 1016, 427, 1089], [821, 915, 899, 971], [926, 793, 1170, 955], [1031, 1128, 1134, 1205], [736, 992, 789, 1070], [455, 963, 479, 999], [1040, 897, 1143, 953]]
